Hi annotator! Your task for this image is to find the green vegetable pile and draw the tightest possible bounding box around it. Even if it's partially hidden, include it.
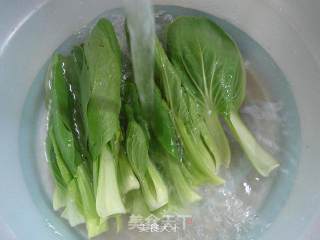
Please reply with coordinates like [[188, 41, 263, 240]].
[[46, 16, 279, 238]]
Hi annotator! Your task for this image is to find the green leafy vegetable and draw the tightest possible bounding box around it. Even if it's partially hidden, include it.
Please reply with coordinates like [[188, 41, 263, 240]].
[[154, 39, 224, 184], [166, 16, 279, 176], [77, 164, 108, 237], [150, 146, 201, 207], [84, 18, 126, 219], [227, 112, 280, 176], [85, 18, 122, 161], [46, 14, 280, 239], [126, 118, 168, 211], [166, 18, 232, 169], [96, 146, 126, 218], [126, 81, 201, 207], [61, 179, 85, 227], [125, 190, 150, 217], [117, 149, 140, 195], [47, 52, 105, 237]]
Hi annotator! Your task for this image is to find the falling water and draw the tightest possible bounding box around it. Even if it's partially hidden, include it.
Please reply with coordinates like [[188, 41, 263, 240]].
[[122, 0, 155, 120]]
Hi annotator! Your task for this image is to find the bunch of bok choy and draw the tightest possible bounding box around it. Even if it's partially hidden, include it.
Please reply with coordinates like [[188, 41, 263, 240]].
[[45, 16, 279, 239]]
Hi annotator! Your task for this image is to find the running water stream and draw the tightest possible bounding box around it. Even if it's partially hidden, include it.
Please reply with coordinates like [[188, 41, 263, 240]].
[[122, 0, 155, 121]]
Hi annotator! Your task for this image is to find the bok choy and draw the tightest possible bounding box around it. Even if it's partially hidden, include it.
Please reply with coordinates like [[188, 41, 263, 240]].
[[154, 39, 224, 185], [47, 53, 106, 237], [124, 82, 169, 211], [84, 19, 126, 219], [45, 15, 280, 239], [166, 16, 279, 176]]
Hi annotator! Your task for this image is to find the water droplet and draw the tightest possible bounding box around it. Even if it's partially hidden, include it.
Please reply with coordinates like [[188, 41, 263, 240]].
[[243, 182, 252, 195]]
